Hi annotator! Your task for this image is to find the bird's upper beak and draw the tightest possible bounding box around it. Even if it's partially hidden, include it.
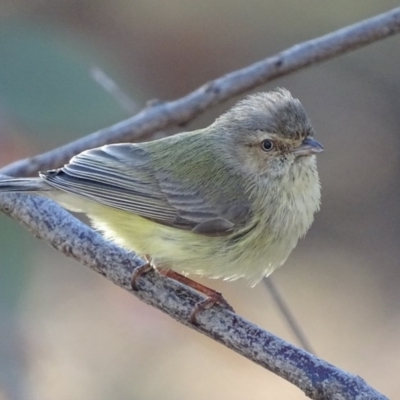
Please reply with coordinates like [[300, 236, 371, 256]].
[[292, 137, 324, 157]]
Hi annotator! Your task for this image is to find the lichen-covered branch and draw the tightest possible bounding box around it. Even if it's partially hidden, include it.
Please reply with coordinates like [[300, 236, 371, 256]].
[[1, 6, 400, 178], [0, 191, 388, 400]]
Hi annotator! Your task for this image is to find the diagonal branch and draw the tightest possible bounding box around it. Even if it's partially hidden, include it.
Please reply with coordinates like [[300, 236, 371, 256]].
[[0, 191, 388, 400], [1, 6, 400, 178]]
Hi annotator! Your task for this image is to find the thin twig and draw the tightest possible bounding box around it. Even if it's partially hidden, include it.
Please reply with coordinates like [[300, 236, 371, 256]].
[[90, 66, 139, 114], [0, 190, 388, 400], [1, 6, 400, 177], [264, 278, 316, 355]]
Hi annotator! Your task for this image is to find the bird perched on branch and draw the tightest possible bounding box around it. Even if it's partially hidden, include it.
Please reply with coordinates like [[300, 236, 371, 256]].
[[0, 88, 322, 316]]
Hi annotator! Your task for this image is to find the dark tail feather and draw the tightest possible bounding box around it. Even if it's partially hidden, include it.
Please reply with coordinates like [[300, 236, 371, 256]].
[[0, 178, 51, 193]]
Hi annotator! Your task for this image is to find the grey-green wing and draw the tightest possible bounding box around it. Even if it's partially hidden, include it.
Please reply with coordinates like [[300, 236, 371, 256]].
[[41, 144, 250, 236]]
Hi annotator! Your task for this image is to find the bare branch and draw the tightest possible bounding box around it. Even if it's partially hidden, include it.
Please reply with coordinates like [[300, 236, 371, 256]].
[[90, 66, 139, 114], [263, 278, 316, 355], [1, 6, 400, 177], [0, 191, 388, 400]]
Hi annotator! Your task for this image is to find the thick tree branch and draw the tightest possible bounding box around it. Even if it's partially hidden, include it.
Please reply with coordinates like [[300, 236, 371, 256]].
[[1, 6, 400, 177], [0, 191, 387, 400]]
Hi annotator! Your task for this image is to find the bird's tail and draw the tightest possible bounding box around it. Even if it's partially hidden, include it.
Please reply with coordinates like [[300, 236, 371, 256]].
[[0, 178, 52, 193], [0, 177, 85, 213]]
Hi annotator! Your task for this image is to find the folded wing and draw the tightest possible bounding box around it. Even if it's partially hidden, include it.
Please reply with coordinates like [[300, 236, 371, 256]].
[[41, 144, 250, 236]]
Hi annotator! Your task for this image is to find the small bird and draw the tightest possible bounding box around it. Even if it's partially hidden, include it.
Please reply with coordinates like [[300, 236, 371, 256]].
[[0, 88, 322, 291]]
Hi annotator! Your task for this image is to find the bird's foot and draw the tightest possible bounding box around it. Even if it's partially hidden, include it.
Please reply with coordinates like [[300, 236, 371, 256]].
[[131, 256, 154, 290], [189, 292, 234, 325], [161, 270, 235, 325]]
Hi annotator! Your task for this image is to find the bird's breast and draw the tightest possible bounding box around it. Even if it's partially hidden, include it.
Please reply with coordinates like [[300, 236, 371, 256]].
[[248, 158, 320, 244]]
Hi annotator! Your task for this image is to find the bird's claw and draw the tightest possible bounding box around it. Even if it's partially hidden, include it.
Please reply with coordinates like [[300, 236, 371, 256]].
[[190, 291, 235, 325], [131, 261, 153, 290]]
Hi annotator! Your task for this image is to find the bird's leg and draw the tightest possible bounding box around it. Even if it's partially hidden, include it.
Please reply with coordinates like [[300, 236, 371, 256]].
[[161, 270, 235, 324], [130, 258, 235, 324], [131, 255, 154, 290]]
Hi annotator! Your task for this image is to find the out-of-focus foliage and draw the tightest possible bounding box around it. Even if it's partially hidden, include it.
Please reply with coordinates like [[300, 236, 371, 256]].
[[0, 1, 399, 399]]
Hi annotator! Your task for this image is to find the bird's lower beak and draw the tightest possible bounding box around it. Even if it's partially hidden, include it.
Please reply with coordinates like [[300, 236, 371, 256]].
[[292, 138, 324, 157]]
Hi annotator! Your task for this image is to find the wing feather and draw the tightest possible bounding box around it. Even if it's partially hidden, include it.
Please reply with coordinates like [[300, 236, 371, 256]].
[[41, 143, 250, 235]]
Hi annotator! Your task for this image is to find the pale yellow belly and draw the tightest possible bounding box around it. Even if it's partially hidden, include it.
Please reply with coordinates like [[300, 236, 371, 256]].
[[85, 203, 295, 287]]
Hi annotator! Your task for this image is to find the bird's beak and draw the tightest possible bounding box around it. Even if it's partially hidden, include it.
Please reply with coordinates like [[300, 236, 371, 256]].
[[292, 138, 324, 157]]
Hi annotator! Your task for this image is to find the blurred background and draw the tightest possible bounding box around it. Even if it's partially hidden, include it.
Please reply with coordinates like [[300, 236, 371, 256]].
[[0, 1, 399, 399]]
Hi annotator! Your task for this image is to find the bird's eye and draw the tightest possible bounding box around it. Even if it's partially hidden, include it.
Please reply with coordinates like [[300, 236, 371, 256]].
[[261, 139, 274, 152]]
